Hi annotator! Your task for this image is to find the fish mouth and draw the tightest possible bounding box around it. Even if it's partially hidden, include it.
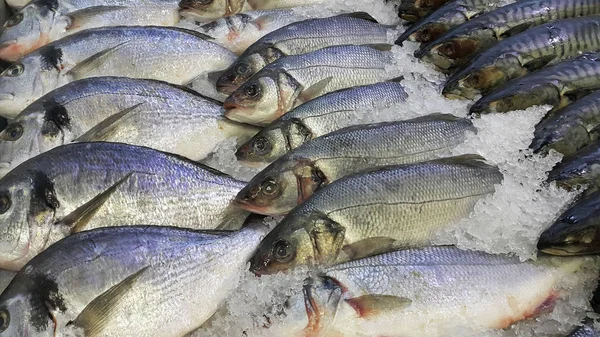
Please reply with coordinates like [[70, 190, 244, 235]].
[[232, 198, 276, 216], [0, 40, 19, 61], [216, 83, 238, 95]]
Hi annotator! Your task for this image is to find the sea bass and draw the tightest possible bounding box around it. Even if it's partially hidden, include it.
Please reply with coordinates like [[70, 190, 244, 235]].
[[272, 246, 591, 337], [235, 80, 408, 165], [0, 76, 259, 177], [249, 155, 503, 275], [235, 114, 476, 215], [223, 44, 395, 126], [0, 0, 180, 62], [178, 0, 325, 21], [0, 142, 249, 270], [0, 26, 236, 118], [0, 223, 268, 336], [216, 13, 395, 94]]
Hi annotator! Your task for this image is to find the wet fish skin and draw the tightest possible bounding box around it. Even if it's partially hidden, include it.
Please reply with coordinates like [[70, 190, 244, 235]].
[[216, 13, 394, 94], [235, 81, 408, 166], [443, 16, 600, 100], [249, 155, 503, 275], [178, 0, 324, 21], [417, 0, 600, 71], [566, 323, 600, 337], [0, 76, 259, 178], [275, 246, 589, 337], [0, 142, 248, 271], [0, 223, 268, 337], [470, 52, 600, 115], [397, 0, 452, 22], [223, 44, 394, 126], [0, 26, 237, 118], [538, 190, 600, 255], [530, 90, 600, 156], [194, 9, 308, 55], [235, 114, 476, 215], [546, 140, 600, 189], [0, 0, 180, 62]]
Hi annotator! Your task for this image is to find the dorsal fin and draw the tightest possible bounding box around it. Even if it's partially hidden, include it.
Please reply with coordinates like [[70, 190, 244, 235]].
[[336, 12, 378, 23]]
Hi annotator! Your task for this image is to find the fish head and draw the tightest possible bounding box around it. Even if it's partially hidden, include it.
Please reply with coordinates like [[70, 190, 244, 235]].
[[531, 120, 594, 156], [414, 0, 448, 11], [250, 214, 345, 275], [179, 0, 240, 21], [547, 157, 598, 189], [217, 53, 268, 95], [411, 23, 448, 44], [538, 216, 600, 255], [470, 83, 559, 115], [427, 37, 480, 68], [443, 66, 505, 100], [0, 56, 47, 118], [224, 70, 300, 126], [236, 125, 289, 165], [0, 290, 53, 337]]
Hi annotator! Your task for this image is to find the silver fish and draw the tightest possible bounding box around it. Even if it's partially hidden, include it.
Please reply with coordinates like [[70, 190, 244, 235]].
[[0, 0, 180, 62], [0, 76, 259, 177], [0, 223, 268, 336], [235, 114, 476, 215], [249, 155, 503, 275], [223, 44, 395, 126], [178, 0, 325, 21], [0, 26, 236, 118], [274, 247, 591, 337], [235, 80, 408, 165], [0, 142, 249, 271], [216, 13, 395, 94]]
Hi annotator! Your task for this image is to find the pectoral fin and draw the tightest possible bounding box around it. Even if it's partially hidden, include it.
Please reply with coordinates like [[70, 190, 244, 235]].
[[345, 295, 412, 318], [66, 6, 128, 30], [301, 77, 333, 102], [341, 237, 397, 261], [500, 23, 534, 38], [74, 103, 143, 142], [67, 41, 131, 79]]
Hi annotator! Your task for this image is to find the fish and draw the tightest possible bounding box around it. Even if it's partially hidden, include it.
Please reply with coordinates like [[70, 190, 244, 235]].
[[0, 0, 181, 62], [417, 0, 600, 71], [273, 246, 589, 337], [0, 0, 6, 27], [235, 80, 408, 166], [530, 90, 600, 156], [223, 44, 395, 126], [443, 16, 600, 100], [397, 0, 453, 22], [249, 155, 503, 275], [0, 222, 268, 336], [0, 270, 14, 294], [193, 9, 309, 55], [396, 0, 502, 46], [538, 189, 600, 255], [5, 0, 26, 8], [546, 140, 600, 189], [216, 13, 395, 94], [470, 52, 600, 115], [235, 114, 476, 215], [0, 76, 259, 177], [0, 26, 237, 118], [178, 0, 325, 21], [566, 323, 600, 337], [0, 142, 249, 271]]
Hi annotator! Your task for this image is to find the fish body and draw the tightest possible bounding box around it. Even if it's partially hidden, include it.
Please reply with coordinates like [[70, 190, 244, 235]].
[[179, 0, 325, 21], [194, 9, 309, 54], [538, 190, 600, 255], [567, 323, 600, 337], [547, 140, 600, 188], [223, 44, 395, 126], [418, 0, 600, 71], [0, 26, 236, 118], [470, 52, 600, 114], [0, 0, 181, 62], [0, 76, 259, 177], [275, 247, 589, 337], [216, 13, 395, 94], [443, 16, 600, 100], [0, 142, 248, 270], [235, 114, 476, 215], [0, 224, 268, 337], [235, 80, 408, 165], [249, 155, 503, 274], [530, 90, 600, 156]]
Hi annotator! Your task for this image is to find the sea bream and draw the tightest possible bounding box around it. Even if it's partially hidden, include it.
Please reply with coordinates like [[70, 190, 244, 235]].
[[0, 26, 236, 118], [417, 0, 600, 71], [216, 13, 396, 94], [0, 76, 259, 177], [235, 80, 408, 166], [249, 155, 503, 275], [0, 142, 249, 271], [270, 246, 592, 337], [235, 114, 476, 215], [223, 44, 395, 126], [178, 0, 325, 21], [443, 16, 600, 100], [0, 223, 268, 336], [0, 0, 180, 62]]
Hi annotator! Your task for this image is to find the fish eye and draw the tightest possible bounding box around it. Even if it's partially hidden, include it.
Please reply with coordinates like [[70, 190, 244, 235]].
[[252, 137, 271, 155], [5, 13, 23, 28], [244, 83, 261, 98], [235, 62, 251, 76], [3, 123, 23, 141], [261, 179, 278, 196], [440, 42, 456, 57], [273, 240, 294, 262], [3, 64, 24, 77], [0, 195, 10, 214], [466, 73, 483, 88], [418, 28, 432, 41], [0, 309, 9, 332]]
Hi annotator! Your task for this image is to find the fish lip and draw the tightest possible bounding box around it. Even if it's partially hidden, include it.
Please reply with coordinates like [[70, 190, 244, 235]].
[[0, 40, 18, 49], [232, 198, 276, 216]]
